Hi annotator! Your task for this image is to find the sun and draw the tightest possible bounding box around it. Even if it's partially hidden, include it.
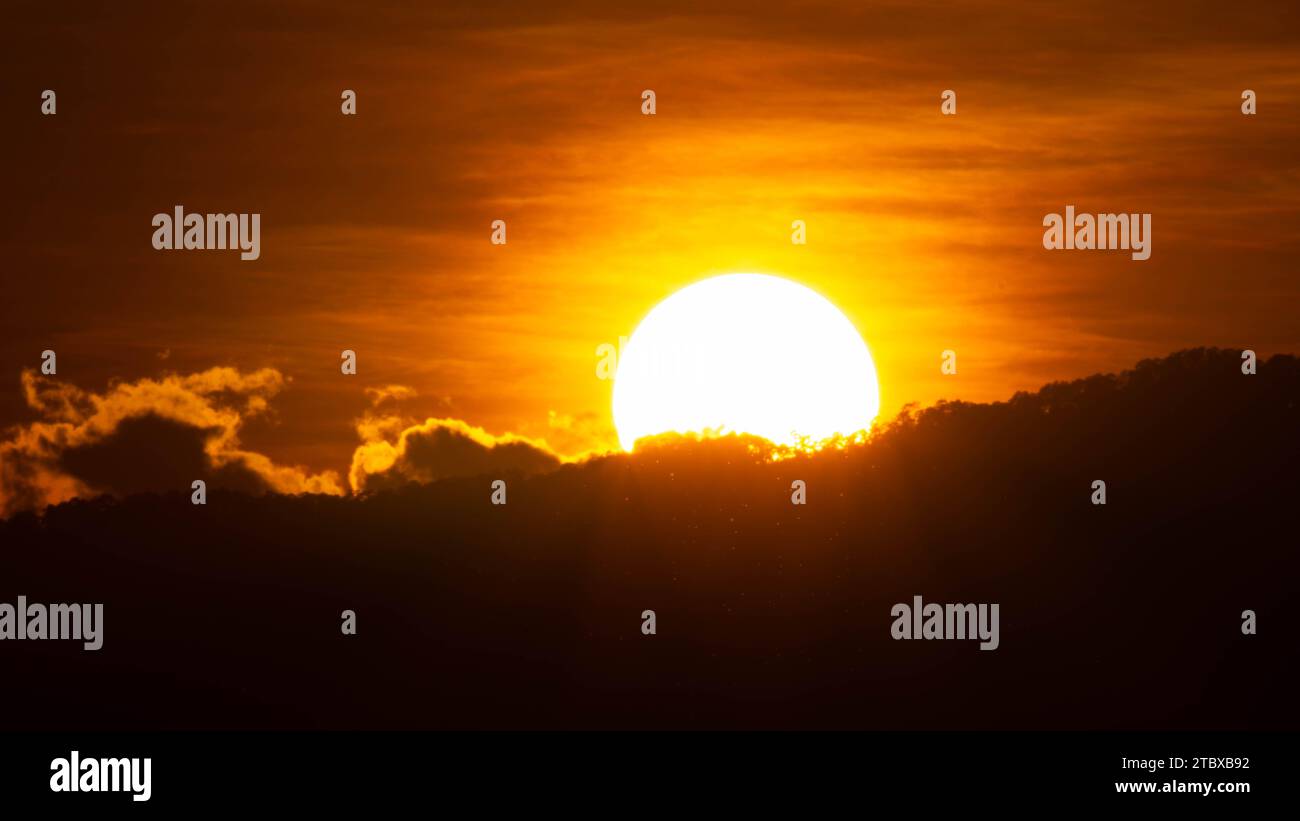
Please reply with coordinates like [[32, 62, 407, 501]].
[[613, 273, 881, 451]]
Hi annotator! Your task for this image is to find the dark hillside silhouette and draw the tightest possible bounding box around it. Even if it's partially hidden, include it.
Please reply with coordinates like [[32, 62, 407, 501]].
[[2, 348, 1296, 729]]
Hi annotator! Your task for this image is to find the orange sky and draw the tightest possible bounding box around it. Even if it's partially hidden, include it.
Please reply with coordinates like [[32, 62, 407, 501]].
[[3, 0, 1299, 494]]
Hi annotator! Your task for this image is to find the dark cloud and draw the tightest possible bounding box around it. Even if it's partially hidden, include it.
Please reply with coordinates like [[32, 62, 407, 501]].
[[350, 417, 561, 493], [0, 368, 342, 516], [58, 413, 272, 497]]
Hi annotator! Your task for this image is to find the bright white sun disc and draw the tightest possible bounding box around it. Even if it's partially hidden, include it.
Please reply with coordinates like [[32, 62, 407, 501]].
[[613, 273, 880, 451]]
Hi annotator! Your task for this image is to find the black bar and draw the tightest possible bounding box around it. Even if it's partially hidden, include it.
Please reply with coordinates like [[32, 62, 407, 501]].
[[0, 731, 1286, 809]]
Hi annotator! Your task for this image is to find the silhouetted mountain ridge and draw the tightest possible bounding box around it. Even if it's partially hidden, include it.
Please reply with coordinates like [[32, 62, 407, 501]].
[[2, 348, 1295, 729]]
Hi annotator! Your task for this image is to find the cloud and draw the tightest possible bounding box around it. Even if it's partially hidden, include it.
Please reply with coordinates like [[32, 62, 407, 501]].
[[0, 364, 575, 514], [0, 368, 343, 516], [364, 384, 419, 406], [349, 416, 562, 494], [539, 410, 619, 459]]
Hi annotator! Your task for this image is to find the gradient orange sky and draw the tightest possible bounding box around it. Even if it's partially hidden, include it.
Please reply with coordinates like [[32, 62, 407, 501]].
[[4, 0, 1299, 493]]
